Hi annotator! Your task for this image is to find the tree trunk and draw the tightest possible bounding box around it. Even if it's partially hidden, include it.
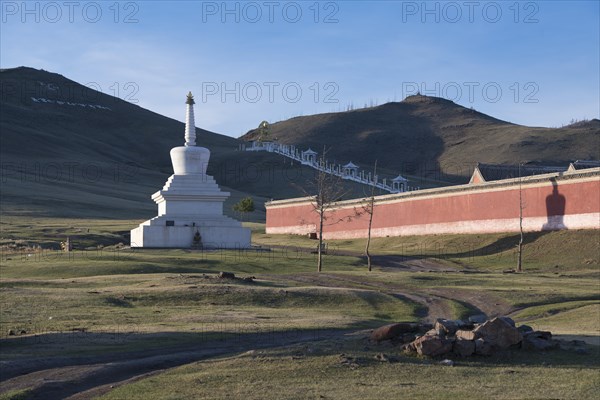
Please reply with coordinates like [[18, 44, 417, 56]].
[[517, 200, 524, 272], [318, 207, 324, 272], [517, 236, 523, 272], [365, 235, 372, 271], [365, 197, 374, 271], [365, 161, 377, 272], [517, 165, 524, 273]]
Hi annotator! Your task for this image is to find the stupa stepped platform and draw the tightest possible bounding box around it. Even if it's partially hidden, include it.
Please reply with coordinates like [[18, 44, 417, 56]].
[[158, 174, 225, 194], [130, 91, 251, 249]]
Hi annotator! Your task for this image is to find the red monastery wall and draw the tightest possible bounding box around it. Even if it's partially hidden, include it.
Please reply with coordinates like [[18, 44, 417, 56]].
[[265, 169, 600, 239]]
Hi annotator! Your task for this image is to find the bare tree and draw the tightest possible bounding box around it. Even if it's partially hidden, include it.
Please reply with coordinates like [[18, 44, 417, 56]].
[[517, 163, 524, 272], [356, 161, 378, 271], [305, 148, 349, 272]]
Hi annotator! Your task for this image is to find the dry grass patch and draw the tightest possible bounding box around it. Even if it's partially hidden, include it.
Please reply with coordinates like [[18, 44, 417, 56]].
[[100, 336, 600, 400]]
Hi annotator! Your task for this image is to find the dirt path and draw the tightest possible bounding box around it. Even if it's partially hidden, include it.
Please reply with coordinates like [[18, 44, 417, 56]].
[[429, 288, 514, 318], [370, 255, 461, 272], [266, 272, 512, 323], [264, 245, 508, 320], [0, 329, 352, 400], [271, 271, 446, 321]]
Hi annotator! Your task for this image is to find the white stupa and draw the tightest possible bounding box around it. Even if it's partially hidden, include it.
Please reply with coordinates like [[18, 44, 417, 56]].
[[130, 92, 251, 248]]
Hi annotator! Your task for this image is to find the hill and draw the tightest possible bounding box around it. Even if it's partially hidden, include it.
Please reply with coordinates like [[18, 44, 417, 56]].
[[241, 95, 599, 181], [0, 67, 359, 220], [2, 67, 598, 220]]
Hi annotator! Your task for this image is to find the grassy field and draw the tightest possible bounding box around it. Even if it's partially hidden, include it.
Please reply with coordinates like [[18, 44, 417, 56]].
[[251, 223, 599, 272], [3, 217, 597, 271], [99, 336, 600, 400], [0, 217, 598, 399]]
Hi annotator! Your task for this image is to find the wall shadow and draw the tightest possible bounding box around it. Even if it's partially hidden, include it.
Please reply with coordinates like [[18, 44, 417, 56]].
[[543, 178, 567, 230], [377, 178, 572, 264]]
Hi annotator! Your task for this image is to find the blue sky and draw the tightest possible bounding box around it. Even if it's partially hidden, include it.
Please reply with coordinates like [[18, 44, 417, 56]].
[[2, 1, 599, 137]]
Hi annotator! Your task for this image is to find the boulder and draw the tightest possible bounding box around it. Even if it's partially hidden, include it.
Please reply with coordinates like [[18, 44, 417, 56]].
[[468, 314, 487, 324], [339, 354, 360, 369], [457, 320, 475, 330], [412, 335, 453, 357], [474, 338, 493, 356], [435, 319, 460, 335], [517, 324, 534, 334], [402, 333, 417, 343], [401, 316, 563, 359], [453, 338, 475, 357], [473, 317, 522, 349], [499, 316, 516, 327], [370, 322, 418, 343], [522, 331, 556, 351], [425, 328, 444, 337], [527, 330, 552, 341], [456, 329, 477, 341], [439, 359, 455, 366], [402, 341, 417, 353]]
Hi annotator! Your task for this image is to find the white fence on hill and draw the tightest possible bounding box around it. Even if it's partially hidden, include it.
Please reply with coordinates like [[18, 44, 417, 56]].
[[239, 141, 420, 194]]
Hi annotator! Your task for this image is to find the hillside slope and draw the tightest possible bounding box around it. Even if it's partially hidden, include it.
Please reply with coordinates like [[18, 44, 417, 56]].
[[0, 67, 359, 220], [241, 95, 599, 181], [2, 67, 597, 220]]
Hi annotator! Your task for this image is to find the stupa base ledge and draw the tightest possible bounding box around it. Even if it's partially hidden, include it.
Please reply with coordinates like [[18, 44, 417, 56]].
[[130, 224, 251, 249]]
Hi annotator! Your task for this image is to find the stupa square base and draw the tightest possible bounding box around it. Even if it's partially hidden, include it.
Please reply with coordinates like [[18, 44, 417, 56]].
[[131, 224, 250, 249]]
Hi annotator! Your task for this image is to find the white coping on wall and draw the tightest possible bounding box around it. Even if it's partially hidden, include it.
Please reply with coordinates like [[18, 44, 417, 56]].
[[266, 168, 600, 210]]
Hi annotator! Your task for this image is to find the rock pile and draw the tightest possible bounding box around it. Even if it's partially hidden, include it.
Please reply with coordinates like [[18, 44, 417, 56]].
[[370, 316, 584, 358]]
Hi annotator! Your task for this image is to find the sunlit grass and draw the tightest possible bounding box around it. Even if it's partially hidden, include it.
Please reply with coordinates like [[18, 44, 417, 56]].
[[1, 217, 599, 399], [100, 336, 600, 400]]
